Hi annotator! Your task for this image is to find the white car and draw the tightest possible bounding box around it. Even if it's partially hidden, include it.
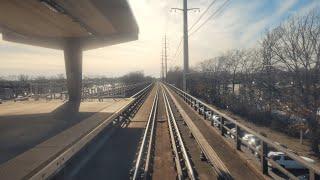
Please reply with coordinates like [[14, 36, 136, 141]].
[[211, 115, 220, 126], [15, 95, 28, 101], [199, 107, 204, 114], [205, 111, 212, 117], [268, 151, 315, 170], [242, 133, 255, 144], [228, 128, 236, 139], [248, 136, 260, 147], [192, 101, 199, 108]]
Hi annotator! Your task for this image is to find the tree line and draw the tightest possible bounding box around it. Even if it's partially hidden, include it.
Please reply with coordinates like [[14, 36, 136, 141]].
[[0, 71, 154, 97], [167, 9, 320, 155]]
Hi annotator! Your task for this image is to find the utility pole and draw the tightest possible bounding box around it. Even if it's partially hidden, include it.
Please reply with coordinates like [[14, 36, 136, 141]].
[[182, 0, 188, 91], [161, 47, 164, 81], [164, 35, 168, 82], [172, 1, 199, 91]]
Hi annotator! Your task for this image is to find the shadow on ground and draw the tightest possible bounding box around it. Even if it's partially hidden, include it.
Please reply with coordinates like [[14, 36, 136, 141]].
[[54, 126, 144, 180], [0, 101, 110, 164]]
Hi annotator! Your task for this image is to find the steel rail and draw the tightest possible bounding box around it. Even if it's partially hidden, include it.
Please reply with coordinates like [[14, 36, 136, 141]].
[[163, 84, 232, 179], [162, 87, 184, 180], [143, 89, 158, 179], [132, 89, 159, 180], [162, 86, 196, 180]]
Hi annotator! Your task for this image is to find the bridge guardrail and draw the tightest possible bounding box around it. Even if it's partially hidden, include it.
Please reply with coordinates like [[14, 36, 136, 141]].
[[165, 82, 320, 180], [82, 82, 151, 99]]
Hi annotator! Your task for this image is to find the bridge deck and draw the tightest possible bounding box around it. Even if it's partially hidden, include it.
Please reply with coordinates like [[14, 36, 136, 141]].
[[167, 87, 265, 180], [0, 98, 133, 179], [68, 85, 157, 180]]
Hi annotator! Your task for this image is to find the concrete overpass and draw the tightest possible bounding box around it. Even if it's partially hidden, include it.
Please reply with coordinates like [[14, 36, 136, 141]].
[[0, 0, 139, 103]]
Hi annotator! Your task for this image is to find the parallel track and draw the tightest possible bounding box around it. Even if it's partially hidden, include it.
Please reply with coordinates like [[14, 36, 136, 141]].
[[162, 86, 196, 180], [132, 89, 159, 180], [163, 84, 233, 180], [132, 85, 198, 180]]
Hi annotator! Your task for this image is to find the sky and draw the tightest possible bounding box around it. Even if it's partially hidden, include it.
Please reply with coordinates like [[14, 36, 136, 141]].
[[0, 0, 319, 79]]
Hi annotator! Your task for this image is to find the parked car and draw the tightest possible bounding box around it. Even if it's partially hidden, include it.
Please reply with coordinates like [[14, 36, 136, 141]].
[[225, 122, 235, 137], [199, 107, 204, 114], [254, 145, 261, 158], [225, 122, 235, 130], [15, 95, 28, 101], [212, 115, 221, 127], [205, 111, 212, 119], [228, 128, 237, 139], [297, 174, 309, 180], [0, 99, 2, 104], [248, 136, 260, 147], [242, 133, 255, 144], [192, 101, 199, 108], [268, 151, 315, 170]]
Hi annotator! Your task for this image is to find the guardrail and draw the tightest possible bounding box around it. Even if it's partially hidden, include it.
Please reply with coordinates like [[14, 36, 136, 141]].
[[165, 83, 320, 180], [163, 84, 233, 179], [83, 82, 151, 99]]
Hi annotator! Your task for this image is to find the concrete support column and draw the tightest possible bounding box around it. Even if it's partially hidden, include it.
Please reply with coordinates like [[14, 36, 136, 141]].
[[64, 40, 82, 102]]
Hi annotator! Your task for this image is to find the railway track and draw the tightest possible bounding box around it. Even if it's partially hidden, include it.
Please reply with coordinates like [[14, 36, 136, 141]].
[[131, 85, 196, 180], [50, 83, 234, 180], [50, 84, 154, 180], [8, 82, 317, 180], [163, 84, 233, 180], [162, 86, 196, 180], [131, 84, 221, 180], [131, 89, 159, 179]]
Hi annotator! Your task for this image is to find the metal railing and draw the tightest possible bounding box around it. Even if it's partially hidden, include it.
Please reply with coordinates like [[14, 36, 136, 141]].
[[163, 84, 233, 179], [83, 82, 151, 99], [166, 83, 320, 180]]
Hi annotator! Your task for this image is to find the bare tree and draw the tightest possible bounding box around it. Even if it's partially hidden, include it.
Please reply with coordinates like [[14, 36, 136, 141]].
[[263, 10, 320, 154]]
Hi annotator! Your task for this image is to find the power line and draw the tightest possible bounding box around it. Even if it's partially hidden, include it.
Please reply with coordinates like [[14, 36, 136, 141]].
[[188, 0, 219, 32], [173, 0, 226, 61], [173, 38, 182, 59], [189, 0, 230, 37], [173, 0, 217, 59], [176, 44, 183, 59]]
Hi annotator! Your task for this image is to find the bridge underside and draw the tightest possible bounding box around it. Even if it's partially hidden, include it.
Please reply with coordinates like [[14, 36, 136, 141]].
[[0, 0, 139, 103]]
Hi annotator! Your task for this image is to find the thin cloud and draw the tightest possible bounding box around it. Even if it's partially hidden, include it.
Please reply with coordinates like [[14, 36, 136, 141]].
[[0, 0, 319, 78]]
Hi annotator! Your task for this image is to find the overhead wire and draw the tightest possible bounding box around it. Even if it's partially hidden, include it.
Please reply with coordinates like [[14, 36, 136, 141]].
[[172, 0, 230, 62], [173, 0, 224, 60], [188, 0, 219, 32], [188, 0, 230, 37]]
